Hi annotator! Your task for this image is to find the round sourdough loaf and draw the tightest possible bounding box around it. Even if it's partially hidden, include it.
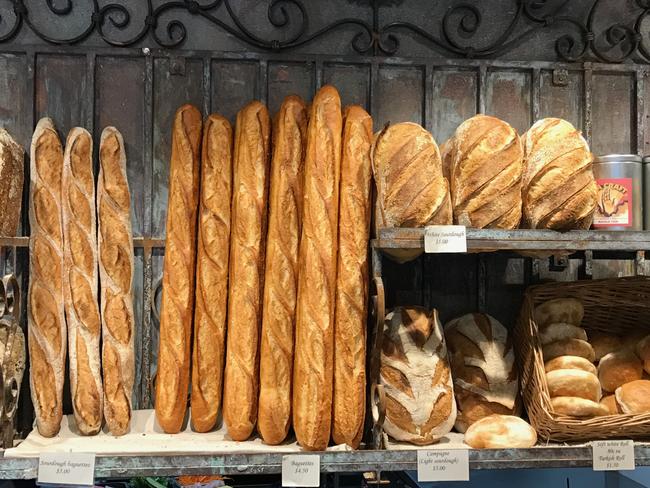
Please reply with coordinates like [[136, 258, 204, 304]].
[[615, 380, 650, 414], [543, 338, 595, 362], [464, 414, 537, 449], [589, 331, 623, 362], [598, 349, 643, 393], [544, 355, 597, 375], [540, 323, 587, 346], [534, 298, 584, 328], [551, 396, 609, 417], [546, 369, 601, 402], [600, 394, 621, 415]]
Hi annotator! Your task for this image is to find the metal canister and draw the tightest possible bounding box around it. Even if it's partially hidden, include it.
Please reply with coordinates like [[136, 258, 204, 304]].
[[644, 156, 650, 230], [592, 154, 643, 231]]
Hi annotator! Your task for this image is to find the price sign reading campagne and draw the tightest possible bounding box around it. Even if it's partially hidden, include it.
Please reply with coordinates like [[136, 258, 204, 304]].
[[417, 449, 470, 482], [424, 225, 467, 253], [592, 440, 635, 471], [37, 452, 95, 486], [282, 454, 320, 487]]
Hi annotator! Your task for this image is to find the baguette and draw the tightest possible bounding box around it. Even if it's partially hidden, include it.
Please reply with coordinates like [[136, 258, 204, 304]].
[[332, 105, 372, 448], [190, 114, 233, 433], [98, 127, 135, 436], [258, 96, 308, 445], [222, 101, 271, 441], [293, 85, 343, 451], [28, 118, 66, 437], [62, 127, 103, 435], [0, 129, 24, 237], [155, 105, 203, 433]]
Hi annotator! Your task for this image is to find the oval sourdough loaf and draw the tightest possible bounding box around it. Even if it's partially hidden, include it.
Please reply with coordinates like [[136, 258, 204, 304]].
[[446, 115, 524, 228], [464, 414, 537, 449], [444, 313, 519, 433], [380, 306, 456, 445], [522, 118, 597, 230]]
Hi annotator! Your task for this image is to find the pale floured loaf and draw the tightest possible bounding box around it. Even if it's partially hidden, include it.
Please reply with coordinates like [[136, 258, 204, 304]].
[[464, 414, 537, 449], [380, 306, 456, 445]]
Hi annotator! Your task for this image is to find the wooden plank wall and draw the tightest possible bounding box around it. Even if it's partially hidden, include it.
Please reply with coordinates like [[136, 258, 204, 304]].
[[0, 52, 645, 414]]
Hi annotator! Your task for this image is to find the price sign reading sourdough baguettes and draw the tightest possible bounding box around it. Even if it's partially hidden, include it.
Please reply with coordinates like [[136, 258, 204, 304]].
[[282, 454, 320, 487], [417, 449, 470, 482], [37, 452, 96, 486], [424, 226, 467, 254], [592, 440, 635, 471]]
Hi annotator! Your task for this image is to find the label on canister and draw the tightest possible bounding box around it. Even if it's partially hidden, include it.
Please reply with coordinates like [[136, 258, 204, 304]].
[[593, 178, 633, 227]]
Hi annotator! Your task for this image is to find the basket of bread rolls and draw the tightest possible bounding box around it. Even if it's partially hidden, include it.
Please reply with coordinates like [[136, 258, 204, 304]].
[[516, 276, 650, 441]]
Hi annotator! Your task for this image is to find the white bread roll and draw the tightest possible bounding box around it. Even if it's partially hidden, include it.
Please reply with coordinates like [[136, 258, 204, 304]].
[[464, 414, 537, 449], [600, 394, 621, 415], [589, 331, 623, 362], [545, 369, 601, 402], [615, 380, 650, 414], [543, 339, 595, 362], [636, 334, 650, 375], [598, 350, 643, 393], [534, 298, 583, 328], [539, 323, 587, 346], [544, 355, 597, 375], [551, 396, 609, 417]]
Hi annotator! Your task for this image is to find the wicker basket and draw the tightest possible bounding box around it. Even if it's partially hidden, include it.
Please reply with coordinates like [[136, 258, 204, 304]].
[[515, 276, 650, 442]]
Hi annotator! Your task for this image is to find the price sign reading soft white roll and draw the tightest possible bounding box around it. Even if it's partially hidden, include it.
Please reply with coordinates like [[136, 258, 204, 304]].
[[417, 449, 470, 482], [424, 225, 467, 254], [593, 440, 635, 471], [282, 454, 320, 487], [37, 452, 95, 486]]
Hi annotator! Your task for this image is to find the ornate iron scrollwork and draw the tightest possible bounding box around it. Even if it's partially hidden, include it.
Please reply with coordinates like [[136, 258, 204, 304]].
[[0, 0, 649, 63]]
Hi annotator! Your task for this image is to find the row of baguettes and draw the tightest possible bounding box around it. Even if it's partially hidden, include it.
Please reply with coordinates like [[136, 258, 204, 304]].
[[28, 120, 135, 437], [155, 85, 372, 450]]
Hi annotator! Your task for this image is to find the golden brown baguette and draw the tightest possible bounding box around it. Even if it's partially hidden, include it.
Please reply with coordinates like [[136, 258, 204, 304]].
[[190, 114, 233, 433], [258, 96, 308, 445], [62, 127, 103, 435], [0, 129, 24, 237], [447, 115, 524, 228], [223, 101, 271, 441], [522, 118, 597, 229], [332, 105, 372, 448], [155, 105, 203, 433], [293, 85, 342, 451], [98, 126, 135, 436], [28, 118, 66, 437]]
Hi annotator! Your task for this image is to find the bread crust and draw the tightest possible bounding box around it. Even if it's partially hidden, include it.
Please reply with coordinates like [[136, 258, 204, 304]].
[[28, 118, 66, 437], [0, 129, 24, 237], [222, 101, 271, 441], [293, 85, 342, 451], [332, 105, 372, 448], [98, 126, 135, 436], [155, 104, 203, 433], [258, 96, 307, 445]]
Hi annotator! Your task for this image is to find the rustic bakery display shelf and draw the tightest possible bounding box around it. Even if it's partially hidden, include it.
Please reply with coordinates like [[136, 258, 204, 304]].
[[375, 228, 650, 253]]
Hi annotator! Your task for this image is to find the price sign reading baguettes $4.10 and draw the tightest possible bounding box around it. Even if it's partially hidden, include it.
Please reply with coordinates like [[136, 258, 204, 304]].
[[417, 449, 470, 482], [37, 452, 96, 487], [592, 440, 635, 471], [281, 455, 320, 487], [424, 225, 467, 253]]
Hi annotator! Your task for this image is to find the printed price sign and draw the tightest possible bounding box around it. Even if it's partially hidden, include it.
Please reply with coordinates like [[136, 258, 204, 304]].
[[282, 454, 320, 487], [424, 225, 467, 253], [593, 440, 635, 471], [417, 449, 470, 482], [37, 452, 95, 486]]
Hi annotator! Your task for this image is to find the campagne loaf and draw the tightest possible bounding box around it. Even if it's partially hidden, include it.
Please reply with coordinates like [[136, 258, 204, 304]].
[[380, 306, 456, 445]]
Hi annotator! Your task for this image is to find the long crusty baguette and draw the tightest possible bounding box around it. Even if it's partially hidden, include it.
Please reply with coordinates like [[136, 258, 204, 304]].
[[62, 127, 103, 435], [98, 127, 135, 436], [28, 118, 66, 437], [293, 85, 343, 451], [222, 101, 271, 441], [332, 105, 372, 448], [190, 114, 233, 433], [0, 129, 24, 237], [155, 105, 203, 433], [258, 95, 308, 445]]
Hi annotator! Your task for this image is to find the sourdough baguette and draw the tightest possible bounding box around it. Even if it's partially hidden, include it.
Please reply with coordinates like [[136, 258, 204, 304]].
[[293, 85, 343, 451], [332, 105, 372, 448], [223, 101, 271, 441], [190, 114, 233, 433], [98, 127, 135, 436], [28, 118, 66, 437], [63, 127, 103, 435], [155, 105, 203, 433], [0, 129, 24, 236], [258, 96, 308, 445]]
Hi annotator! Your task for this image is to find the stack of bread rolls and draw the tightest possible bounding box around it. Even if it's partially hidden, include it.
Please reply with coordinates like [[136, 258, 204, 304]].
[[28, 119, 135, 437]]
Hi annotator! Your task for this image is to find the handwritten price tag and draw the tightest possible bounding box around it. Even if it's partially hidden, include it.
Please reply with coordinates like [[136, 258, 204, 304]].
[[593, 440, 635, 471], [417, 449, 470, 482], [38, 452, 95, 486], [424, 225, 467, 253], [282, 454, 320, 487]]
